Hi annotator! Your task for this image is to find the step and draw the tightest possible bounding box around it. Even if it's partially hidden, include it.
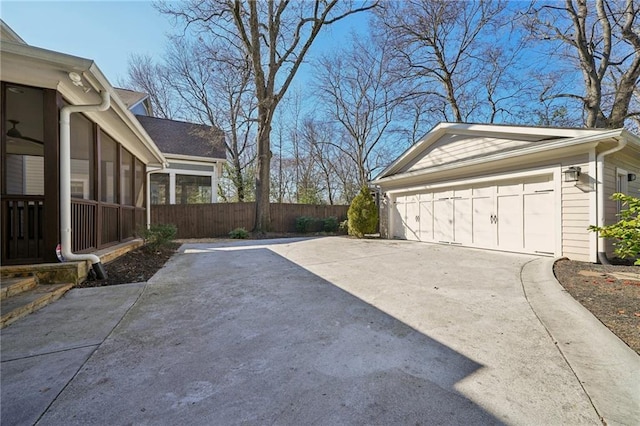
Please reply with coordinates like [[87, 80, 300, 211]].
[[1, 283, 74, 329], [1, 276, 38, 301]]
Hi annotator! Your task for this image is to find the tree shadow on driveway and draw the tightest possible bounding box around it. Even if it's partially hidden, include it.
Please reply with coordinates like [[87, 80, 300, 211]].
[[6, 243, 503, 425]]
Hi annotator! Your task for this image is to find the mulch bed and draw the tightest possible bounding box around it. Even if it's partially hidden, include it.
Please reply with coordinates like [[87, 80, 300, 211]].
[[78, 238, 640, 354], [553, 259, 640, 354], [76, 242, 181, 288]]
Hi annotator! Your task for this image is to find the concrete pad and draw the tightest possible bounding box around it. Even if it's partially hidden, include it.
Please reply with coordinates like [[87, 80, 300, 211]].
[[1, 283, 146, 426], [1, 282, 146, 361], [5, 237, 634, 425], [522, 258, 640, 425], [1, 347, 95, 426]]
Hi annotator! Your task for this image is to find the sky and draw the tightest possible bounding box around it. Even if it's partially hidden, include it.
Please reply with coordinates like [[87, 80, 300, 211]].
[[0, 0, 366, 87]]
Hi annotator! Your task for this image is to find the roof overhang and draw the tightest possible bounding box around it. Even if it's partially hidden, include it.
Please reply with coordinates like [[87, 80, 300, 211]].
[[375, 122, 617, 181], [0, 40, 167, 167], [164, 153, 228, 164]]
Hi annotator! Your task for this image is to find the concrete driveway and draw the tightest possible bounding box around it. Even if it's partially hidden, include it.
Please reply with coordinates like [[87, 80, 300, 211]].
[[2, 237, 638, 425]]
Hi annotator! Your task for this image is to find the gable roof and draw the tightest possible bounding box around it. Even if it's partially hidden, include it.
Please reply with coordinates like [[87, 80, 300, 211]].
[[114, 88, 148, 111], [373, 123, 633, 184], [136, 115, 226, 160]]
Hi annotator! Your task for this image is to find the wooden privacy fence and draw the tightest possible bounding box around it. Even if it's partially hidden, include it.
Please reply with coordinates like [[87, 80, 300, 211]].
[[150, 202, 349, 238]]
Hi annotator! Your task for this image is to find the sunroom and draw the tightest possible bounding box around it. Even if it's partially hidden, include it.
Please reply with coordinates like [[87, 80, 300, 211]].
[[1, 24, 166, 268]]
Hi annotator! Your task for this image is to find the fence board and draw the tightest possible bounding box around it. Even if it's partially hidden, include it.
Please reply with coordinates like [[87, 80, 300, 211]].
[[150, 203, 348, 238]]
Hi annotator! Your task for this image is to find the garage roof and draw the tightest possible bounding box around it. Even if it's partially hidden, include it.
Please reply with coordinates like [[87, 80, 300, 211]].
[[373, 123, 635, 184]]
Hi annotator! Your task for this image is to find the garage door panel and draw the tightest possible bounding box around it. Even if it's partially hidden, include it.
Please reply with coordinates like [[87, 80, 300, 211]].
[[497, 194, 523, 250], [434, 198, 453, 242], [405, 196, 420, 241], [524, 192, 555, 254], [473, 197, 496, 247], [419, 199, 433, 241], [453, 198, 472, 244]]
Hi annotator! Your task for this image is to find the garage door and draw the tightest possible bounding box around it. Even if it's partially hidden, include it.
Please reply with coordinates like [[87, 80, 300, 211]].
[[392, 174, 556, 255]]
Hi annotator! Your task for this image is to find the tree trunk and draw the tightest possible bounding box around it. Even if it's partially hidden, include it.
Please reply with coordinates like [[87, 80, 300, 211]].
[[254, 121, 272, 233]]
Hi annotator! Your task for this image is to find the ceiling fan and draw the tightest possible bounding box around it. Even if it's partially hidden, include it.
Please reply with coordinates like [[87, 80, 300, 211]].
[[6, 119, 43, 144]]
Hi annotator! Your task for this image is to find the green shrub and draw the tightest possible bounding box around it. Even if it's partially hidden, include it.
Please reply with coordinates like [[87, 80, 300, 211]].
[[140, 224, 177, 251], [323, 216, 339, 233], [589, 193, 640, 265], [296, 216, 316, 233], [229, 227, 250, 239], [347, 186, 379, 238]]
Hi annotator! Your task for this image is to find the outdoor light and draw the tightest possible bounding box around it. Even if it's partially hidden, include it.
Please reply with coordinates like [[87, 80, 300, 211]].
[[563, 166, 581, 182], [629, 173, 637, 182]]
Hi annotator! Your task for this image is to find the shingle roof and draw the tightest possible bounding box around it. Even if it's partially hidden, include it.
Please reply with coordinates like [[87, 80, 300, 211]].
[[136, 115, 226, 159]]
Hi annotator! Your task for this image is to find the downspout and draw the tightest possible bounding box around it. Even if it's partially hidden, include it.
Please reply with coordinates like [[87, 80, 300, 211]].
[[596, 137, 627, 265], [60, 91, 110, 279]]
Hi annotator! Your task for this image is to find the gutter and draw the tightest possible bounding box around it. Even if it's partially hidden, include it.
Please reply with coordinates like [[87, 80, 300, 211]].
[[60, 91, 110, 279], [596, 137, 627, 265]]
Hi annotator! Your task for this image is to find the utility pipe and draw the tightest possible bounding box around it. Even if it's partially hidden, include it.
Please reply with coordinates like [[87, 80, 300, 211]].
[[60, 90, 110, 279], [596, 137, 627, 265]]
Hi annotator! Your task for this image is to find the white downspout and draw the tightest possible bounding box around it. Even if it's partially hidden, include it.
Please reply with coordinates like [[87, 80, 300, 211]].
[[60, 91, 110, 279], [596, 137, 627, 265]]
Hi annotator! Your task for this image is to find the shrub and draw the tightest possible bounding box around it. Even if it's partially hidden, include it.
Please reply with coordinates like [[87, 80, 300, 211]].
[[296, 216, 316, 233], [589, 193, 640, 265], [347, 186, 379, 238], [229, 227, 250, 239], [323, 216, 339, 233], [140, 224, 177, 251]]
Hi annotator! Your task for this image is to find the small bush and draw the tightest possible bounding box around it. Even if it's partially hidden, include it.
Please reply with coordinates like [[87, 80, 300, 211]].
[[229, 227, 250, 239], [347, 186, 379, 238], [296, 216, 316, 233], [323, 216, 339, 233], [140, 224, 177, 251], [589, 193, 640, 265]]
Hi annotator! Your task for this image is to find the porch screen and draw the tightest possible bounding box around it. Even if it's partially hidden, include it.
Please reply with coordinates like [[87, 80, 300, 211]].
[[100, 131, 117, 204], [176, 175, 212, 204], [121, 149, 133, 205], [70, 113, 94, 199]]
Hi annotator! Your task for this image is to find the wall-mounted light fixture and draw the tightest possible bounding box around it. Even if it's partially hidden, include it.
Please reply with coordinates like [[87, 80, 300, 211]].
[[629, 173, 637, 182], [563, 166, 581, 182]]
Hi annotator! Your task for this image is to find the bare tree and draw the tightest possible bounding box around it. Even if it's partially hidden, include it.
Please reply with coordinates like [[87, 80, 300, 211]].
[[158, 0, 377, 232], [525, 0, 640, 128], [164, 36, 257, 201], [314, 34, 400, 187], [123, 54, 182, 119], [375, 0, 509, 123]]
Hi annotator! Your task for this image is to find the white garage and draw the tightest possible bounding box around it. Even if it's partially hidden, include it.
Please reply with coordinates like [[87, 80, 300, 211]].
[[372, 124, 640, 262]]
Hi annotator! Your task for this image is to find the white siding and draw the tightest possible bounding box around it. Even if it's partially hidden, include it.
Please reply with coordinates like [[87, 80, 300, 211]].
[[560, 155, 591, 262], [405, 134, 536, 172]]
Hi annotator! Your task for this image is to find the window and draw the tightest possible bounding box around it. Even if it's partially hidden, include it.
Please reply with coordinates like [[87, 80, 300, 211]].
[[70, 113, 94, 199], [100, 131, 118, 203], [150, 173, 169, 205], [616, 168, 629, 214], [176, 175, 212, 204]]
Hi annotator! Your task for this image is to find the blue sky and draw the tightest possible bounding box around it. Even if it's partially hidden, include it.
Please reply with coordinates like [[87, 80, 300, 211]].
[[1, 1, 174, 84], [1, 1, 366, 87]]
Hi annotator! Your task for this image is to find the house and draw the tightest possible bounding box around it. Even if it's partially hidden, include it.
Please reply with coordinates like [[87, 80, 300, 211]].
[[0, 21, 166, 271], [113, 88, 227, 206], [135, 115, 226, 205], [371, 123, 640, 263]]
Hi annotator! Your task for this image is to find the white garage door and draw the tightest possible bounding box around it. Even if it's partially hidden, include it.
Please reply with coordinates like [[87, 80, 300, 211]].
[[392, 174, 556, 255]]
